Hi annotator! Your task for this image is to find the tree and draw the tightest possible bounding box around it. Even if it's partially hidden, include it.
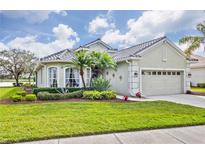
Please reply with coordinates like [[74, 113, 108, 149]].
[[179, 21, 205, 57], [91, 51, 117, 77], [72, 50, 92, 89], [24, 53, 38, 84], [0, 49, 36, 86]]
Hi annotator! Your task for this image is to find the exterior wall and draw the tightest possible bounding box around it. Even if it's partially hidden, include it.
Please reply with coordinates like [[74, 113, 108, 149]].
[[88, 43, 108, 52], [191, 67, 205, 86], [130, 42, 190, 96], [104, 62, 129, 95], [36, 62, 90, 88]]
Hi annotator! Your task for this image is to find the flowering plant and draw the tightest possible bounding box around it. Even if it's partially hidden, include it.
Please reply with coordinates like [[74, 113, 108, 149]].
[[136, 92, 141, 98], [123, 96, 128, 101]]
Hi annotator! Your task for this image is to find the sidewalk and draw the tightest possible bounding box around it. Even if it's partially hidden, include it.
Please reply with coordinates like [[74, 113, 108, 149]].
[[22, 125, 205, 144]]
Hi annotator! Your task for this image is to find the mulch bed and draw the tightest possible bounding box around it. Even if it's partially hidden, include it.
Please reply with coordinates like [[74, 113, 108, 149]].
[[190, 92, 205, 96], [0, 98, 132, 105]]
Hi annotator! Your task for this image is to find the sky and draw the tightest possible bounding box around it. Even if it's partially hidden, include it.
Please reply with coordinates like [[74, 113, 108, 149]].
[[0, 10, 204, 57]]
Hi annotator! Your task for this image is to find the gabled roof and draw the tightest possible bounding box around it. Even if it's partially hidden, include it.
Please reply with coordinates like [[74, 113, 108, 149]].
[[113, 36, 166, 61], [40, 38, 117, 62]]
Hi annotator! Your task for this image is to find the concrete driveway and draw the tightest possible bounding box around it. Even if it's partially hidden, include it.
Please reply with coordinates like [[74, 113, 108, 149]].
[[148, 94, 205, 108]]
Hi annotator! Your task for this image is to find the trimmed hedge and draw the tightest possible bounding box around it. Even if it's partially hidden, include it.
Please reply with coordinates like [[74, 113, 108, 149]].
[[83, 90, 116, 100], [11, 95, 22, 102], [33, 87, 82, 95], [25, 94, 37, 101], [37, 90, 83, 100], [16, 91, 27, 97], [197, 83, 205, 88]]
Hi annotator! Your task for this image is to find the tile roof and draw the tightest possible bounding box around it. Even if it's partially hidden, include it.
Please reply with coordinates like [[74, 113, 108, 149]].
[[113, 36, 166, 61], [40, 36, 167, 62]]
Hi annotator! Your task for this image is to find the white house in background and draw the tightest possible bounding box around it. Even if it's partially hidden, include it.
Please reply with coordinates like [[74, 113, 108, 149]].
[[190, 55, 205, 86], [35, 36, 191, 97]]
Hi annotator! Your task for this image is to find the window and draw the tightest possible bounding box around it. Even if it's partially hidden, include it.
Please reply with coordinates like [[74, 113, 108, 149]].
[[148, 71, 151, 75], [172, 72, 176, 75], [86, 68, 91, 87], [106, 71, 109, 75], [65, 68, 80, 88], [168, 72, 171, 75], [163, 72, 166, 75], [177, 72, 181, 75], [112, 73, 115, 77], [142, 71, 145, 75], [48, 67, 58, 87], [152, 71, 156, 75], [157, 71, 161, 75]]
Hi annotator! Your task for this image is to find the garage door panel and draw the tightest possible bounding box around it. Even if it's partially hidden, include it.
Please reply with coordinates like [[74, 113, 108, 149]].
[[142, 70, 183, 96]]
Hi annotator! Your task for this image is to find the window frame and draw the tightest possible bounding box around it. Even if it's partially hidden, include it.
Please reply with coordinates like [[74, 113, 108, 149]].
[[47, 66, 58, 87], [64, 67, 80, 88]]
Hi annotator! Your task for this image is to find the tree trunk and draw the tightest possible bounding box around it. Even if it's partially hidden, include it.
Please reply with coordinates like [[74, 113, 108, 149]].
[[15, 75, 20, 87], [28, 73, 31, 84], [80, 67, 86, 89]]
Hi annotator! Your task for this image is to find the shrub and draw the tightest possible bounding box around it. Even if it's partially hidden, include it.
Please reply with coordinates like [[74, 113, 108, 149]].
[[23, 83, 36, 88], [37, 92, 63, 100], [25, 94, 37, 101], [11, 95, 22, 102], [33, 87, 82, 95], [197, 83, 205, 88], [83, 90, 102, 100], [64, 90, 83, 99], [16, 91, 27, 96], [186, 90, 192, 94], [100, 90, 116, 99], [91, 76, 110, 91]]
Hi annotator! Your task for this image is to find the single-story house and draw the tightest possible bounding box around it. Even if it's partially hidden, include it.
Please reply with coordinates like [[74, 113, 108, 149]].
[[190, 55, 205, 86], [35, 36, 191, 97]]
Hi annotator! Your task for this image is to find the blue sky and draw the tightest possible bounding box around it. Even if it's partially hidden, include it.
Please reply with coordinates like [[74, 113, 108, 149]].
[[0, 10, 204, 57]]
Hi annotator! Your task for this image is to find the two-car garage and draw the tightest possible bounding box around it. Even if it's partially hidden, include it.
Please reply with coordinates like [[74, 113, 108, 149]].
[[141, 70, 184, 96]]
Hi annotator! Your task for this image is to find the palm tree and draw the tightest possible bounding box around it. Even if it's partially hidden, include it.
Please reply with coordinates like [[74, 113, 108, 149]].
[[179, 21, 205, 57], [91, 51, 117, 77], [72, 50, 92, 89]]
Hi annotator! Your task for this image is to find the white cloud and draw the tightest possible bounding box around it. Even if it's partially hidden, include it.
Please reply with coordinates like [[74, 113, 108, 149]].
[[102, 11, 205, 47], [88, 16, 109, 34], [88, 14, 116, 34], [0, 42, 8, 50], [0, 10, 67, 23], [0, 24, 80, 57]]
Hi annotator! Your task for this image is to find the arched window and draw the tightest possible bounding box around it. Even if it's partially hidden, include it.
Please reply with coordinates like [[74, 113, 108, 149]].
[[65, 68, 80, 87], [48, 67, 58, 87]]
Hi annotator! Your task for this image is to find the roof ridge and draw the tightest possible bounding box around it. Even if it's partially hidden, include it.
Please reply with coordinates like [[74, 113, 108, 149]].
[[119, 36, 166, 52], [40, 49, 70, 60]]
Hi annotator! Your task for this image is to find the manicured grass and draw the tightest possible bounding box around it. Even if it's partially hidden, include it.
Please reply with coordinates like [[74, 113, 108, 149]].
[[191, 87, 205, 93], [0, 87, 22, 100], [1, 101, 205, 143]]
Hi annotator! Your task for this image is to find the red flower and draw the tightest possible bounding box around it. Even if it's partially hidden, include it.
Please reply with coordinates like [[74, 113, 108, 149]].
[[136, 92, 141, 98], [123, 96, 128, 101]]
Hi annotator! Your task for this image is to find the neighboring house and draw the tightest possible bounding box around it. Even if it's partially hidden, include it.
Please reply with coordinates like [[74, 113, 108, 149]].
[[190, 55, 205, 86], [35, 36, 191, 97]]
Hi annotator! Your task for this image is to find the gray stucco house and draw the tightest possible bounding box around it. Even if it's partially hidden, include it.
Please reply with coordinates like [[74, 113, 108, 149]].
[[35, 36, 191, 97]]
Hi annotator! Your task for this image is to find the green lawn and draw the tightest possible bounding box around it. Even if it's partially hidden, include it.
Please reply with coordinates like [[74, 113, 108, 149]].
[[0, 87, 22, 100], [1, 101, 205, 143], [191, 87, 205, 93]]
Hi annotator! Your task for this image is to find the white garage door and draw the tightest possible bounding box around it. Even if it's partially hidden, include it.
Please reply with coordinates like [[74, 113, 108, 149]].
[[142, 70, 184, 96]]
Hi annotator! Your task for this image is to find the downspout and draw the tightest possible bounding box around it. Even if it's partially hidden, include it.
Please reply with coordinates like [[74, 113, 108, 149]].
[[125, 59, 135, 96]]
